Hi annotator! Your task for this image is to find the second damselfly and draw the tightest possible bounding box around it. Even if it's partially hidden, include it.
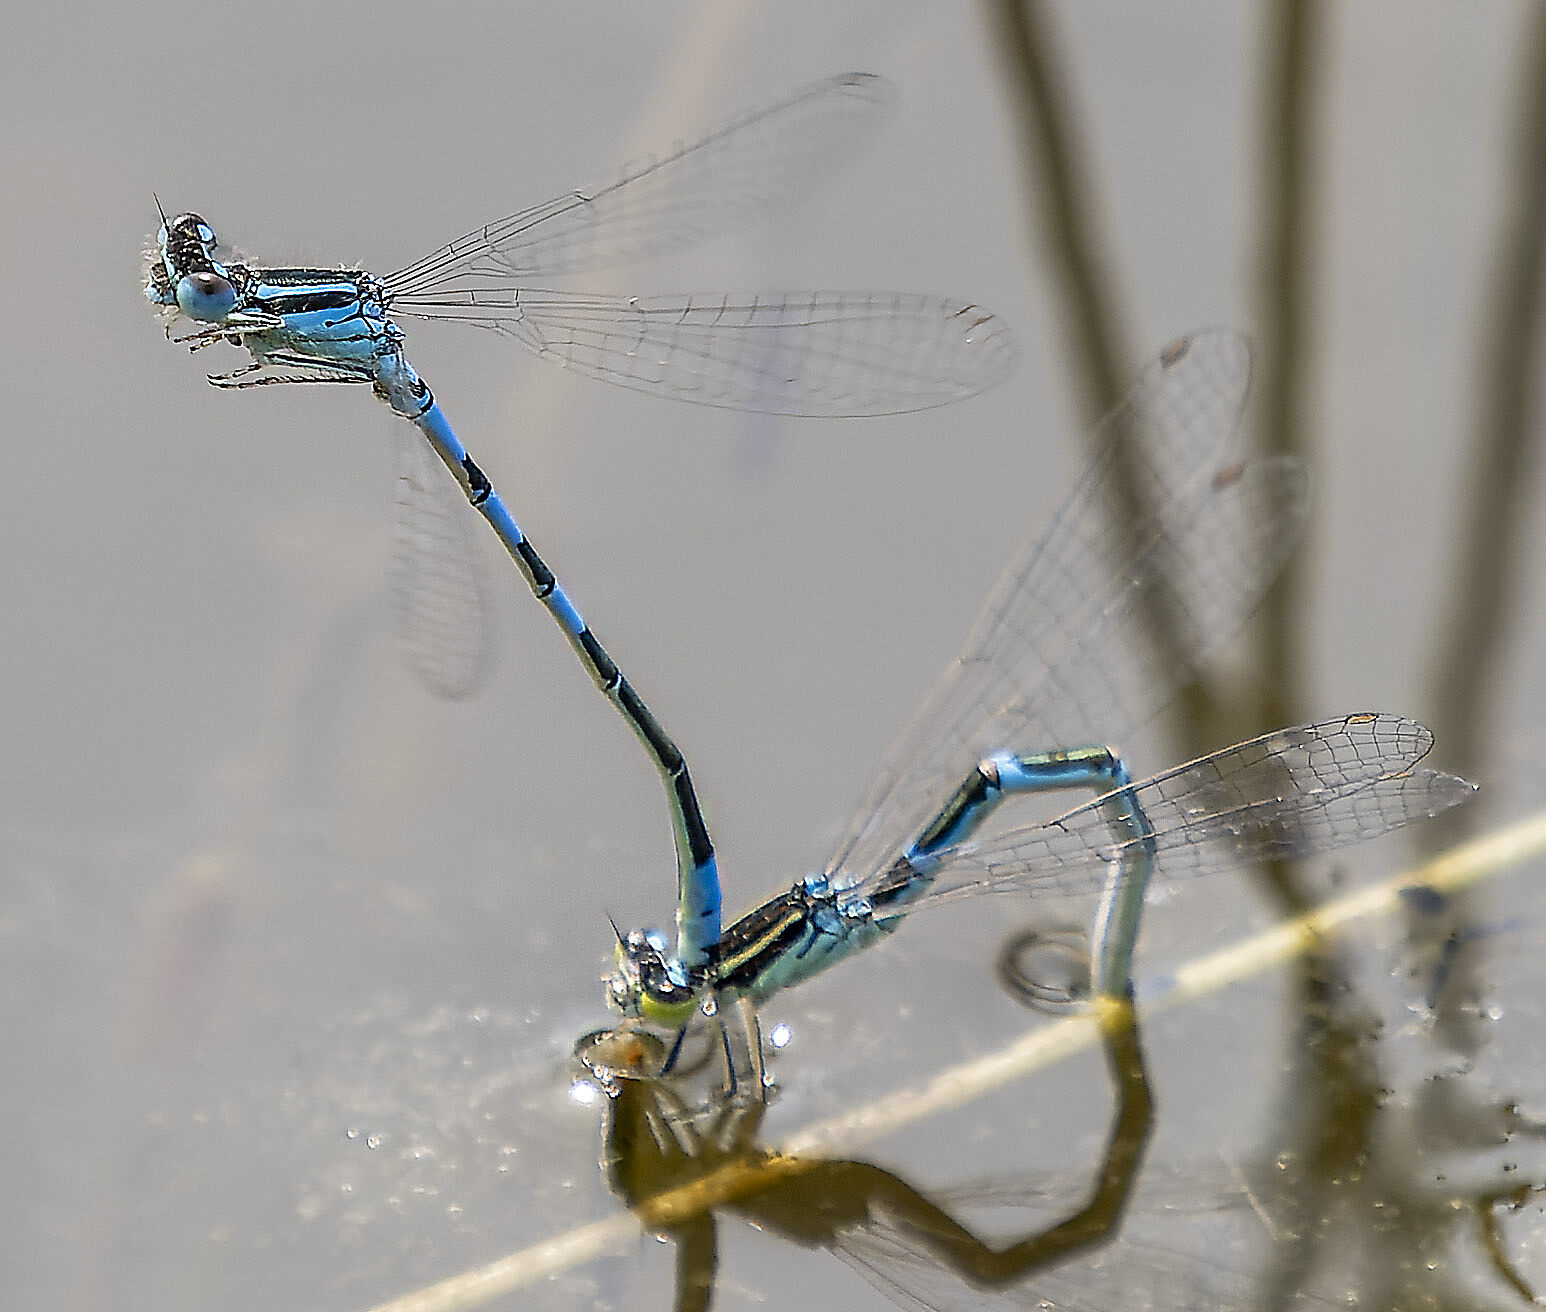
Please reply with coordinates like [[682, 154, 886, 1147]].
[[146, 72, 1016, 698]]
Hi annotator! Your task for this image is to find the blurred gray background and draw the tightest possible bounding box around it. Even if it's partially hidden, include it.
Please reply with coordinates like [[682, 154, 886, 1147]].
[[3, 3, 1544, 1309]]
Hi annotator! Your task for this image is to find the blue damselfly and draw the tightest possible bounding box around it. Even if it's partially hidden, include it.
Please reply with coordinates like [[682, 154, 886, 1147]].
[[146, 72, 1017, 703]]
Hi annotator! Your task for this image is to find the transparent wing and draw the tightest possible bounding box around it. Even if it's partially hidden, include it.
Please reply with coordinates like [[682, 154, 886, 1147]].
[[389, 427, 495, 699], [385, 288, 1015, 416], [384, 73, 1015, 414], [919, 715, 1475, 907], [825, 329, 1309, 888], [385, 72, 895, 292]]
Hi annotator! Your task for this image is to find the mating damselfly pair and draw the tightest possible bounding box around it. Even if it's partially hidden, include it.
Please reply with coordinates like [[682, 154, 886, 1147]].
[[146, 74, 1472, 1096]]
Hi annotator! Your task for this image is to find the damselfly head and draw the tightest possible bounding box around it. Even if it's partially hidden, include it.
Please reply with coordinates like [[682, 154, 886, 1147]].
[[144, 210, 241, 325], [606, 927, 699, 1025]]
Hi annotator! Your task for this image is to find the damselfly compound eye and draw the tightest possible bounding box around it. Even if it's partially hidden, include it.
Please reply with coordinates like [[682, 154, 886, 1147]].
[[177, 270, 236, 322]]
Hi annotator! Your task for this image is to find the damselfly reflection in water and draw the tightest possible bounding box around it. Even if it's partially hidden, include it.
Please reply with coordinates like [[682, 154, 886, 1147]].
[[580, 1000, 1151, 1312], [577, 1007, 1353, 1312], [144, 72, 1017, 697], [591, 331, 1473, 1097]]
